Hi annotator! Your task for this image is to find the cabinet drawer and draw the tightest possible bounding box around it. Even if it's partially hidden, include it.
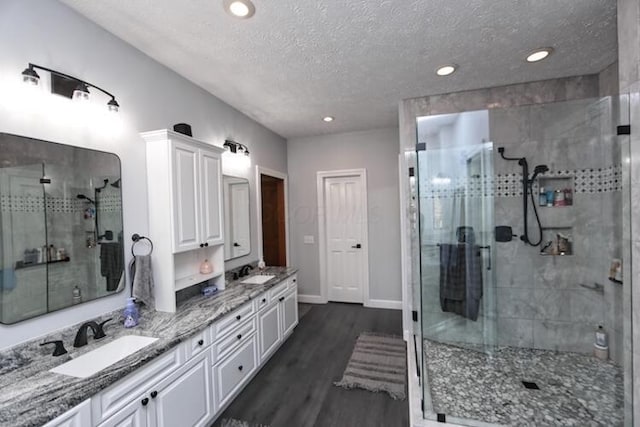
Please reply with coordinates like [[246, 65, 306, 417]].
[[214, 335, 257, 408], [214, 302, 255, 341], [254, 293, 270, 311], [213, 318, 256, 362], [184, 328, 211, 359], [92, 346, 183, 425], [269, 281, 288, 301], [288, 274, 297, 289]]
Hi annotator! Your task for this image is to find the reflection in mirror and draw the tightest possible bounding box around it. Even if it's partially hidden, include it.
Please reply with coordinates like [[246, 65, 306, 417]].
[[223, 175, 251, 260], [0, 133, 124, 324]]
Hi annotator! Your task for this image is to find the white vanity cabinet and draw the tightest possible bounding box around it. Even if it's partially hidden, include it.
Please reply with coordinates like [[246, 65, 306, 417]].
[[142, 129, 226, 313], [80, 275, 297, 427], [42, 399, 91, 427]]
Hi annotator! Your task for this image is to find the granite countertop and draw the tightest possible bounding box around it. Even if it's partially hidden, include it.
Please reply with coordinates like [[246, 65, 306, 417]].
[[0, 266, 297, 427]]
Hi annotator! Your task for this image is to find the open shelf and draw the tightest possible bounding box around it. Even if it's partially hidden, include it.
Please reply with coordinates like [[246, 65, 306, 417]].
[[540, 227, 573, 256], [175, 270, 224, 292], [538, 176, 574, 207], [15, 257, 71, 270]]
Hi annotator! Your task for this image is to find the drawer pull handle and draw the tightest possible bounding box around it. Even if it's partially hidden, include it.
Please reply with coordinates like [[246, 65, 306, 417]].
[[279, 296, 285, 302], [198, 339, 204, 346], [141, 397, 149, 406], [150, 391, 158, 399], [238, 365, 243, 371], [237, 334, 242, 340], [236, 315, 241, 321]]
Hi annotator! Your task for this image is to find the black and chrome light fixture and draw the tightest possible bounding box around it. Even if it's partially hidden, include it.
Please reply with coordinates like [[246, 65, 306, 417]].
[[21, 63, 120, 112], [223, 139, 250, 156]]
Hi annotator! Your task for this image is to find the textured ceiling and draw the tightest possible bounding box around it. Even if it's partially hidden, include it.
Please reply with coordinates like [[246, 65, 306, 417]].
[[60, 0, 617, 138]]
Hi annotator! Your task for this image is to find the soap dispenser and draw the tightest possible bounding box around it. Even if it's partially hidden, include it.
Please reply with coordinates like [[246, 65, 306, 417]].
[[123, 297, 139, 328]]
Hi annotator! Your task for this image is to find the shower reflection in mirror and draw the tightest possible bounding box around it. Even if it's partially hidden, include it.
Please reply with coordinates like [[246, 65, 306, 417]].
[[0, 133, 124, 324]]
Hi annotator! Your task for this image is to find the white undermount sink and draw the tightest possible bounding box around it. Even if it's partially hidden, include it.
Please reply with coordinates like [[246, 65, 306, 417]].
[[241, 274, 276, 285], [50, 335, 158, 379]]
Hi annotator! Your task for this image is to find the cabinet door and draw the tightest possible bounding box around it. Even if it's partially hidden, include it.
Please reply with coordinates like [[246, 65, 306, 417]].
[[98, 397, 150, 427], [258, 303, 281, 363], [281, 289, 298, 338], [43, 399, 91, 427], [199, 149, 223, 246], [153, 352, 213, 427], [171, 141, 201, 252]]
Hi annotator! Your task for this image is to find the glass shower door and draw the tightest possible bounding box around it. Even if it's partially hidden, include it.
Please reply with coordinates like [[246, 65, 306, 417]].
[[416, 110, 496, 420]]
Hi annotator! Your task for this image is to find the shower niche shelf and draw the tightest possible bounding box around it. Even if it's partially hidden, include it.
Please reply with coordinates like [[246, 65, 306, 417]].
[[540, 227, 573, 256], [537, 176, 574, 207]]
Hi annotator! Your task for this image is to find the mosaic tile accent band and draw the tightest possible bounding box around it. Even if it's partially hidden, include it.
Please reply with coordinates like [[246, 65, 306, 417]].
[[421, 164, 622, 198], [0, 195, 122, 213]]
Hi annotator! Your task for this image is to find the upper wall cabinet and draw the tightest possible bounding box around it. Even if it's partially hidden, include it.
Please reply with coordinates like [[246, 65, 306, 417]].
[[170, 140, 223, 252], [141, 130, 225, 312]]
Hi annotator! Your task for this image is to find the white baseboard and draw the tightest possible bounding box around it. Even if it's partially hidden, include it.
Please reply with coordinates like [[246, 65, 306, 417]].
[[365, 299, 402, 310], [297, 294, 326, 304]]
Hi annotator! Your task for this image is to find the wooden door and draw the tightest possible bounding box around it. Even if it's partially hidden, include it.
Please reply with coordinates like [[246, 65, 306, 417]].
[[261, 175, 286, 266]]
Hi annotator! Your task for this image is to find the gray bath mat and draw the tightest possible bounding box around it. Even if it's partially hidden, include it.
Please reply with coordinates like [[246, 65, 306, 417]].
[[334, 332, 407, 400], [220, 418, 269, 427]]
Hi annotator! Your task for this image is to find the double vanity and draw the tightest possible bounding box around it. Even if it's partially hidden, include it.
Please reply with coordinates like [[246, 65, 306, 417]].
[[0, 268, 298, 427]]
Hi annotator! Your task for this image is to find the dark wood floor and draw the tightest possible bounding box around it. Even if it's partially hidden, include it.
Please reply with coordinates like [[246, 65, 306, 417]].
[[212, 303, 409, 427]]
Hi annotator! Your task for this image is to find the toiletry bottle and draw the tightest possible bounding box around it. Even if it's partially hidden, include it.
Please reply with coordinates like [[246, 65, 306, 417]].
[[539, 187, 546, 206], [546, 189, 555, 207], [594, 325, 609, 360], [123, 297, 139, 328], [72, 286, 82, 304]]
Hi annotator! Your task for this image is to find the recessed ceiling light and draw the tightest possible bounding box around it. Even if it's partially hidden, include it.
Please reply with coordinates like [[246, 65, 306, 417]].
[[223, 0, 255, 18], [323, 116, 334, 122], [436, 64, 457, 76], [526, 48, 553, 63]]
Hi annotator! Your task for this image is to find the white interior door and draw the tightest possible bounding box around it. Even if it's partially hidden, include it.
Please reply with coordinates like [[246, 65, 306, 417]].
[[323, 174, 367, 303]]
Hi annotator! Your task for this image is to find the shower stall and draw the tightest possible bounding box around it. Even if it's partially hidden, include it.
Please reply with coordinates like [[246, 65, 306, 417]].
[[403, 94, 632, 426]]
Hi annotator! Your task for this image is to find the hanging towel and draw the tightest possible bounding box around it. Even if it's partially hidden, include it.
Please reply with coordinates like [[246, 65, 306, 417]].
[[439, 243, 483, 321], [100, 242, 124, 292], [0, 268, 16, 292], [130, 255, 154, 307]]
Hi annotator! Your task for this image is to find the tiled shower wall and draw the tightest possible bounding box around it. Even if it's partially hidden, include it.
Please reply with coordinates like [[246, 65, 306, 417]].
[[490, 97, 625, 362]]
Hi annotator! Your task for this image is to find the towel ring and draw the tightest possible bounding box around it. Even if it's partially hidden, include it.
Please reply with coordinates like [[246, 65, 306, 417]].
[[131, 234, 153, 256]]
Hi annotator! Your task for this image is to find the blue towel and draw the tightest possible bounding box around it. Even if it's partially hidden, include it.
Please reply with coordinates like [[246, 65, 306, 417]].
[[0, 268, 16, 291]]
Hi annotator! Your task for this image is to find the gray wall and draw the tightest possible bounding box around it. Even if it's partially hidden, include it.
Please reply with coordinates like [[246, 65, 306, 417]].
[[0, 0, 286, 350], [287, 128, 402, 303]]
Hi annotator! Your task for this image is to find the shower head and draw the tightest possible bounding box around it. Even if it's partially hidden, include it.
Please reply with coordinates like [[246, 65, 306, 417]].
[[530, 165, 549, 182], [76, 194, 95, 204]]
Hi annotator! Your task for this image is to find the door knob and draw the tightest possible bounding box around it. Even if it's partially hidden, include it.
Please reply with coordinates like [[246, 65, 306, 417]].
[[351, 244, 362, 249], [234, 242, 240, 247]]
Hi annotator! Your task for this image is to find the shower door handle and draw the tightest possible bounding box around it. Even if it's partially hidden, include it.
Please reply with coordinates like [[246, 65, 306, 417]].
[[479, 245, 491, 271]]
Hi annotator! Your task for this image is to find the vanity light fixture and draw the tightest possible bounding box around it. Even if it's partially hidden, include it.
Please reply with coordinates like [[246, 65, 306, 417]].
[[223, 139, 250, 156], [21, 63, 121, 112], [526, 48, 553, 63], [322, 116, 334, 122], [436, 64, 457, 76], [223, 0, 256, 19]]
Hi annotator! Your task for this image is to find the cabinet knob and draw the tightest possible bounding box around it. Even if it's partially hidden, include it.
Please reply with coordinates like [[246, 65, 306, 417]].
[[200, 243, 204, 248], [262, 298, 266, 303], [141, 397, 149, 406], [293, 279, 296, 283], [279, 296, 285, 302], [238, 365, 243, 371], [237, 334, 242, 340], [205, 243, 209, 247], [236, 315, 241, 321], [198, 339, 204, 346], [151, 391, 158, 399]]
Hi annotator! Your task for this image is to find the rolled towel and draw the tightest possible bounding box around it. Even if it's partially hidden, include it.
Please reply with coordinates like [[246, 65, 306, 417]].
[[130, 255, 154, 308]]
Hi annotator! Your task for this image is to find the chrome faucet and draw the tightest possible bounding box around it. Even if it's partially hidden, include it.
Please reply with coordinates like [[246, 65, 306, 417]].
[[73, 318, 112, 347]]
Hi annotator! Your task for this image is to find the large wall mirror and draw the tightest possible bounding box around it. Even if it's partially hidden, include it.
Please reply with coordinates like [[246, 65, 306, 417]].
[[0, 133, 124, 324], [223, 175, 251, 260]]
